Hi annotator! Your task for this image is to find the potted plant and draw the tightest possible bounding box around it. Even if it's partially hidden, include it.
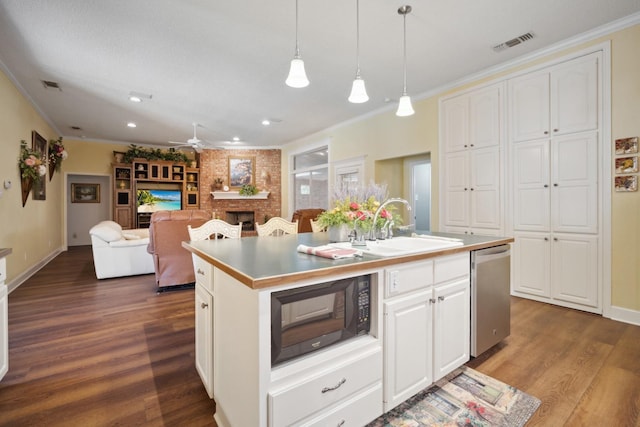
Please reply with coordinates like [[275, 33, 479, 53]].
[[239, 184, 259, 196]]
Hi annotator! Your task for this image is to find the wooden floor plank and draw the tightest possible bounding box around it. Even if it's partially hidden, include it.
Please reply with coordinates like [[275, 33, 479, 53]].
[[1, 246, 639, 426]]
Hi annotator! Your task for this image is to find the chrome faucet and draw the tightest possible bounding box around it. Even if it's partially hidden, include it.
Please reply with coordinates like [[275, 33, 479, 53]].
[[370, 198, 411, 240]]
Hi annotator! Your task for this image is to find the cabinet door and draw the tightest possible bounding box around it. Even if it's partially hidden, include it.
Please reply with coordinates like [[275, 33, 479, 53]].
[[551, 234, 598, 308], [433, 279, 470, 381], [443, 152, 469, 227], [551, 132, 598, 234], [512, 233, 551, 297], [114, 206, 133, 230], [512, 140, 550, 231], [550, 54, 598, 136], [442, 95, 469, 152], [383, 290, 432, 411], [469, 147, 501, 230], [195, 284, 213, 398], [509, 71, 550, 142], [0, 286, 7, 381], [469, 85, 501, 149]]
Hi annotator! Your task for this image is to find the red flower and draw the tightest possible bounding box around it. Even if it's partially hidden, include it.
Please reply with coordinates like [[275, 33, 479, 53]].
[[349, 202, 360, 210]]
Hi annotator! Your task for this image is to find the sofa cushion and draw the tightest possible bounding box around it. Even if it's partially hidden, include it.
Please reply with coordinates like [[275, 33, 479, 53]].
[[89, 220, 123, 243]]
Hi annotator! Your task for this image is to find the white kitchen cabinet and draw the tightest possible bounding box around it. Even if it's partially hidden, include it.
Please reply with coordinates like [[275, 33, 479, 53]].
[[509, 52, 598, 143], [433, 279, 470, 381], [0, 255, 7, 382], [509, 50, 603, 314], [383, 254, 470, 411], [443, 147, 501, 233], [195, 284, 213, 398], [192, 254, 214, 398], [442, 84, 501, 153], [383, 289, 433, 410], [441, 83, 503, 236], [513, 232, 598, 309], [513, 132, 598, 233]]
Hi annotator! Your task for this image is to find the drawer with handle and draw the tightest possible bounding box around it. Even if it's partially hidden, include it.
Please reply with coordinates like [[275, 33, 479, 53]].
[[191, 255, 212, 291], [268, 348, 382, 427]]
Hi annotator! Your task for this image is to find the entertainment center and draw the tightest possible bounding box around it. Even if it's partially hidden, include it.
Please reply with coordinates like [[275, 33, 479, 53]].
[[112, 159, 200, 229]]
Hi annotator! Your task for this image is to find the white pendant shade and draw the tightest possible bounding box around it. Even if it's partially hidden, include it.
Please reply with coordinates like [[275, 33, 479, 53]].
[[396, 94, 414, 116], [348, 77, 369, 103], [286, 58, 309, 88]]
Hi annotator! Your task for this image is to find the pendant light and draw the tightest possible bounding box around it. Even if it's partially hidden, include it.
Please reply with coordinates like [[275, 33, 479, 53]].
[[286, 0, 309, 88], [396, 5, 414, 117], [348, 0, 369, 103]]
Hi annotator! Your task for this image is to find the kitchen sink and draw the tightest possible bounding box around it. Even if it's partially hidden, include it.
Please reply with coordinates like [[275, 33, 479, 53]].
[[328, 235, 463, 257]]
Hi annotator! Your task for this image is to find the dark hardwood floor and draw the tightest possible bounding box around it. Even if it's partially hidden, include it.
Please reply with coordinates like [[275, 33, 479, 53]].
[[1, 246, 638, 426], [0, 246, 215, 426]]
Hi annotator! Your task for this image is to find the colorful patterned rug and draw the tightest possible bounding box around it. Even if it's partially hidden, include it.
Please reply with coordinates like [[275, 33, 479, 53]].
[[367, 366, 540, 427]]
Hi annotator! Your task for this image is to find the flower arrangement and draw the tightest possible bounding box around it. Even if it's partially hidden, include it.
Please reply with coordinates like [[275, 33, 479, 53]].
[[316, 181, 400, 233], [19, 140, 47, 181], [48, 137, 68, 172], [239, 183, 259, 196]]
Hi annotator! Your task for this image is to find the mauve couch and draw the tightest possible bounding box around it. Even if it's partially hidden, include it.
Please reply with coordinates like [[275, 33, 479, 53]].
[[147, 210, 211, 290]]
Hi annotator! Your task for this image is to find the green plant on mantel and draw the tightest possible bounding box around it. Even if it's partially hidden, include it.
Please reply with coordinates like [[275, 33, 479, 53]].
[[239, 184, 259, 196], [122, 144, 189, 164]]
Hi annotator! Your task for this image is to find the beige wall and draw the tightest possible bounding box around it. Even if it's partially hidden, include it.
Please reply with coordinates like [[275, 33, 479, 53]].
[[281, 25, 640, 312], [0, 70, 60, 284]]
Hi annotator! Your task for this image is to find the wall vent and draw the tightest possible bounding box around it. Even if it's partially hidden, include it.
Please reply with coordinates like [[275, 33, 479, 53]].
[[42, 80, 62, 90], [492, 32, 535, 52]]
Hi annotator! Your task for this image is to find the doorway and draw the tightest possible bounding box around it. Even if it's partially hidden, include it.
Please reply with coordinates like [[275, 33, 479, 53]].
[[407, 159, 431, 231], [67, 174, 111, 246]]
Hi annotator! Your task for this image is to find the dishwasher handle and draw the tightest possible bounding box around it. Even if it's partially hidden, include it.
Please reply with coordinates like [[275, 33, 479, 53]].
[[473, 245, 510, 264]]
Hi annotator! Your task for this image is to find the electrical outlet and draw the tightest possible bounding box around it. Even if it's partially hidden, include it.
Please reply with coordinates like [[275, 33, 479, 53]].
[[389, 270, 399, 293], [73, 232, 77, 239]]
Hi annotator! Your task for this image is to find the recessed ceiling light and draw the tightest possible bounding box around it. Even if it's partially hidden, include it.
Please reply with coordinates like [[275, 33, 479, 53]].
[[233, 136, 240, 142], [261, 119, 271, 126], [127, 122, 137, 128], [128, 91, 152, 102]]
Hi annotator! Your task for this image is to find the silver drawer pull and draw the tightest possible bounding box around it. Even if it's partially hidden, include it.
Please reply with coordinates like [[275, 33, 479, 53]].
[[197, 268, 205, 275], [321, 378, 346, 393], [337, 420, 345, 427], [438, 296, 445, 302], [201, 302, 208, 309]]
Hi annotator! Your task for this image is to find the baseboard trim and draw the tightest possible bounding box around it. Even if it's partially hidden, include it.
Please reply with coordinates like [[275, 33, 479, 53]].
[[609, 305, 640, 327], [7, 248, 63, 294]]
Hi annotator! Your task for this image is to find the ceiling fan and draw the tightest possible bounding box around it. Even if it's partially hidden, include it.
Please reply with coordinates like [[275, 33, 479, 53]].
[[168, 122, 220, 153]]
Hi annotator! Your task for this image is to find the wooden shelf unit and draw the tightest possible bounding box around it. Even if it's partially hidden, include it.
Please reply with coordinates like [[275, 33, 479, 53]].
[[112, 160, 199, 229]]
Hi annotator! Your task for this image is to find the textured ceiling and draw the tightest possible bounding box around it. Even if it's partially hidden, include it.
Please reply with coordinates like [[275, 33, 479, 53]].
[[0, 0, 639, 150]]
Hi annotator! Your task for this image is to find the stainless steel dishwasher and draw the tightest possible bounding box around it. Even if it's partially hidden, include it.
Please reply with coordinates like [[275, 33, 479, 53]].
[[471, 244, 511, 357]]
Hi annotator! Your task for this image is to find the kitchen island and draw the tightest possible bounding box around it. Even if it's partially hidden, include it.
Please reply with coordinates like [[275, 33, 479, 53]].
[[183, 233, 512, 427]]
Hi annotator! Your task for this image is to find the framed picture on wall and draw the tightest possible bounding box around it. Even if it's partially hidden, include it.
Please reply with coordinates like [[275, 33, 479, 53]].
[[228, 156, 255, 188], [615, 156, 638, 174], [31, 130, 47, 200], [614, 137, 638, 155], [71, 183, 101, 203], [614, 176, 638, 192]]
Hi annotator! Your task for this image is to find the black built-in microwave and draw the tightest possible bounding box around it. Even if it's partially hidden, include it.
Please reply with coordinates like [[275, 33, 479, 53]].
[[271, 274, 371, 366]]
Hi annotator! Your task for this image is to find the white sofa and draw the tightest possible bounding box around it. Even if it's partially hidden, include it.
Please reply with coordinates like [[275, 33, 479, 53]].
[[89, 220, 155, 279]]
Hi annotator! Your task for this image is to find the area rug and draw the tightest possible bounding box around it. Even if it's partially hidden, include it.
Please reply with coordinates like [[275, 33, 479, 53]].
[[366, 366, 541, 427]]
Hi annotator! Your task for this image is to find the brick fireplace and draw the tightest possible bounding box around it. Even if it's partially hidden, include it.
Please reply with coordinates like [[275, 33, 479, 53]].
[[197, 149, 281, 234]]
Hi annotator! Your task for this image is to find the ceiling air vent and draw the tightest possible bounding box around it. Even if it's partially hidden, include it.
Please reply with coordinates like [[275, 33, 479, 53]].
[[492, 32, 535, 52], [41, 80, 62, 90]]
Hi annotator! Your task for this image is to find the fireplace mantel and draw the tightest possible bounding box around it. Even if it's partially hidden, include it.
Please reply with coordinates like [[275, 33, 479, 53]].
[[210, 191, 270, 200]]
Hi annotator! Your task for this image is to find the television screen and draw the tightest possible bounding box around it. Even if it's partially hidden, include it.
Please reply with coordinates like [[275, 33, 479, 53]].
[[137, 189, 182, 213]]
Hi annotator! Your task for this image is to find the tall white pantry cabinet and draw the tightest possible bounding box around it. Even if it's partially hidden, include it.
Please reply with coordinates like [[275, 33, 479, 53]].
[[440, 49, 605, 314]]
